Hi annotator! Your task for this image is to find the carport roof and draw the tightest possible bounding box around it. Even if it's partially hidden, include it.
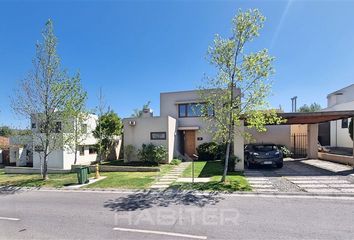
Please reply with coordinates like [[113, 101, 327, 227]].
[[277, 110, 354, 125]]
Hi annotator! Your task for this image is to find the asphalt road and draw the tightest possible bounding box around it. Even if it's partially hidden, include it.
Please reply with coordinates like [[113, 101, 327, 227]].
[[0, 190, 354, 240]]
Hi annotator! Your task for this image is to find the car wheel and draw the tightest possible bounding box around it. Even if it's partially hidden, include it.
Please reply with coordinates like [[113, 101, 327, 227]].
[[276, 162, 283, 168]]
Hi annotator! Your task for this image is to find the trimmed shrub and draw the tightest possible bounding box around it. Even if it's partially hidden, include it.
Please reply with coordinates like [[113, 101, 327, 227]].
[[196, 142, 219, 160], [277, 145, 293, 158], [137, 143, 167, 164]]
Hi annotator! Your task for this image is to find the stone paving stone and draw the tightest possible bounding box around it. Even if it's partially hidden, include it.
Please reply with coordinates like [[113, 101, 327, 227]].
[[297, 184, 329, 188], [340, 188, 354, 192], [254, 189, 279, 192], [305, 188, 341, 193], [314, 180, 350, 184], [245, 177, 269, 181], [328, 184, 354, 188], [251, 185, 274, 188]]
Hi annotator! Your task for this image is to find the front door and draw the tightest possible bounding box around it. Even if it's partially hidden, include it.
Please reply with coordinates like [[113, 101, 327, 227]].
[[184, 130, 196, 158]]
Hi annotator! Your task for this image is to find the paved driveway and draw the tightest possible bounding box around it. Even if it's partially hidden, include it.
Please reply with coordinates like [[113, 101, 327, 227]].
[[245, 158, 354, 193]]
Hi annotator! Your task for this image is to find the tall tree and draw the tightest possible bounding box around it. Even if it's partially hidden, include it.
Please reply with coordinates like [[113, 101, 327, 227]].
[[93, 111, 123, 161], [11, 20, 87, 180], [131, 101, 151, 118], [298, 103, 322, 112], [199, 9, 283, 182], [63, 79, 88, 165]]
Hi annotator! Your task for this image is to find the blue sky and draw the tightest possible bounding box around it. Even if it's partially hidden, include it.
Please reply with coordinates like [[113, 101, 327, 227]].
[[1, 0, 354, 128]]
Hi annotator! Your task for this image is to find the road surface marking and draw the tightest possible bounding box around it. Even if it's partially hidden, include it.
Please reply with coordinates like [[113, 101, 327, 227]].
[[0, 217, 20, 221], [113, 227, 207, 239]]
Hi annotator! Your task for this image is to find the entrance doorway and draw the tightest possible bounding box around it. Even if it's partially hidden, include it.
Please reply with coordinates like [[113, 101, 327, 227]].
[[183, 130, 196, 158]]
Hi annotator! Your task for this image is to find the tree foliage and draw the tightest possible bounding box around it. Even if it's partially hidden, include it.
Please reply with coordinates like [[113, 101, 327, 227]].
[[11, 20, 87, 180], [199, 9, 283, 182], [349, 117, 353, 141], [131, 101, 151, 118], [298, 103, 322, 112], [93, 111, 123, 161], [0, 126, 12, 137]]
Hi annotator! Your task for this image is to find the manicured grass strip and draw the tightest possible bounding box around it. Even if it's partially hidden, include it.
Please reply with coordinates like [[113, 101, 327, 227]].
[[85, 172, 157, 189], [176, 160, 251, 192], [0, 169, 91, 188]]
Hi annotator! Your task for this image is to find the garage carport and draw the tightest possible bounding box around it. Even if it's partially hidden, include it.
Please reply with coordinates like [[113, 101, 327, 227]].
[[234, 110, 354, 171]]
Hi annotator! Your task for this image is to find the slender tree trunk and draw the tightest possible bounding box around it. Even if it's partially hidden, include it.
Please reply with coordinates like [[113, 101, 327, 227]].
[[221, 141, 231, 182], [74, 118, 78, 164]]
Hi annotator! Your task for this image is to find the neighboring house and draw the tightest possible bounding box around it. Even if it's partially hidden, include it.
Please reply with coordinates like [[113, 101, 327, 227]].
[[0, 136, 10, 165], [8, 113, 121, 170], [30, 113, 100, 170], [323, 84, 354, 148], [9, 135, 33, 167]]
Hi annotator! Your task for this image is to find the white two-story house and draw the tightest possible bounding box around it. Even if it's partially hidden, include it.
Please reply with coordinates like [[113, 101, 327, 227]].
[[9, 113, 120, 170], [323, 84, 354, 148]]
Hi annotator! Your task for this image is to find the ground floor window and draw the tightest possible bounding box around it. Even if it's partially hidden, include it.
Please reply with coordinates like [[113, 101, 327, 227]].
[[79, 146, 85, 156], [150, 132, 166, 140], [89, 145, 97, 154]]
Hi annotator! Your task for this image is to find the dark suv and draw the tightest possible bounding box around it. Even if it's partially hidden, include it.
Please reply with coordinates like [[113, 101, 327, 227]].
[[244, 143, 283, 169]]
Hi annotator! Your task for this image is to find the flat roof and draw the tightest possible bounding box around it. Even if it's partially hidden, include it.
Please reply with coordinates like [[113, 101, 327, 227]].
[[277, 110, 354, 125]]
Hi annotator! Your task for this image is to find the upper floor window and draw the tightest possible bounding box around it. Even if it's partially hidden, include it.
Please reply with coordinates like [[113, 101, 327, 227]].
[[31, 123, 36, 129], [81, 124, 87, 134], [178, 103, 213, 118], [342, 119, 349, 128], [55, 122, 62, 133], [79, 146, 85, 156]]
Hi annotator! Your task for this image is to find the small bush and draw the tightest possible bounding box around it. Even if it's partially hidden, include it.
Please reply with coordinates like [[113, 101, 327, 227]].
[[137, 143, 167, 164], [277, 145, 292, 158], [196, 142, 219, 160], [222, 155, 240, 172]]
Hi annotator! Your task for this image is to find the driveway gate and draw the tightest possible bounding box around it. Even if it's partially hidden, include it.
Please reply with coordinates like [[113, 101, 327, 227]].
[[291, 133, 307, 158]]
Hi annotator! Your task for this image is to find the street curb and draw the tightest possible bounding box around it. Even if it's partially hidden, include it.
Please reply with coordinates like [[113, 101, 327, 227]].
[[2, 186, 354, 198]]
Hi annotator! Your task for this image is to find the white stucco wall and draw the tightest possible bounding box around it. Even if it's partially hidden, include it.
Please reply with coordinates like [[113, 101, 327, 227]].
[[246, 125, 291, 148], [324, 95, 354, 148], [123, 116, 175, 163]]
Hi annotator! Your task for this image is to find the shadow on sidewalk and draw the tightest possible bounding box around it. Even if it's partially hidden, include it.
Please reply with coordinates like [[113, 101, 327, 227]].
[[103, 189, 223, 212]]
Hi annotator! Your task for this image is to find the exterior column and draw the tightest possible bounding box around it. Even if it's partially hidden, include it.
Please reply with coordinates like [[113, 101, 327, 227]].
[[234, 120, 244, 171], [352, 117, 354, 160], [307, 123, 319, 159]]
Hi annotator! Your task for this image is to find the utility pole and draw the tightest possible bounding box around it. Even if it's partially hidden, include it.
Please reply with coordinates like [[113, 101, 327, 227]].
[[291, 96, 298, 112]]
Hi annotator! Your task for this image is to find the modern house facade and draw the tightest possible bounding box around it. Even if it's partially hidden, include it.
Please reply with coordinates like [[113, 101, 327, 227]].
[[123, 89, 233, 163], [323, 84, 354, 148], [124, 89, 277, 169]]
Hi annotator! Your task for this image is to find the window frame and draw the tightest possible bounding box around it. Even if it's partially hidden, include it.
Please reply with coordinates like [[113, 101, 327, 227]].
[[342, 118, 349, 128], [150, 132, 167, 140], [79, 146, 85, 156], [178, 102, 213, 118]]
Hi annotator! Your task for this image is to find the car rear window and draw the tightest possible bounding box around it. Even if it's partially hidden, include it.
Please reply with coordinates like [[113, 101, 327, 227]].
[[253, 145, 277, 151]]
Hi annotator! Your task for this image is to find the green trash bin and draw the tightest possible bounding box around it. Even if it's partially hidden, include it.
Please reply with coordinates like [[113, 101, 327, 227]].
[[75, 166, 90, 184]]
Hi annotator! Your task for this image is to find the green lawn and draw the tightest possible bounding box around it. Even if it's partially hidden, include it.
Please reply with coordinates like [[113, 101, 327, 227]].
[[0, 169, 89, 188], [0, 163, 176, 189], [170, 160, 251, 192], [86, 164, 174, 189]]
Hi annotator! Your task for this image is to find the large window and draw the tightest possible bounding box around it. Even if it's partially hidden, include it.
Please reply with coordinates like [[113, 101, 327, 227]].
[[150, 132, 166, 140], [178, 103, 213, 118]]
